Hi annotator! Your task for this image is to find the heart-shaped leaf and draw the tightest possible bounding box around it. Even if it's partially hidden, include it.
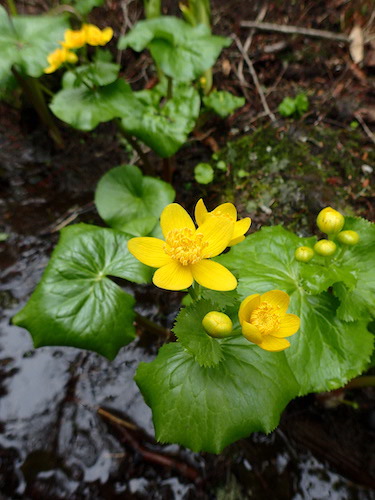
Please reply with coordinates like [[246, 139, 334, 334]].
[[135, 339, 299, 453], [50, 79, 136, 131], [13, 224, 151, 359], [95, 164, 175, 234]]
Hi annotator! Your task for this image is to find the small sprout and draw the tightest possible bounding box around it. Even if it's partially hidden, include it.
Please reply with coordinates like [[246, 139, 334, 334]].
[[216, 160, 227, 171], [202, 311, 233, 338], [314, 239, 337, 257], [350, 121, 359, 129], [337, 230, 360, 246], [316, 207, 345, 235], [295, 246, 314, 262], [194, 163, 214, 184]]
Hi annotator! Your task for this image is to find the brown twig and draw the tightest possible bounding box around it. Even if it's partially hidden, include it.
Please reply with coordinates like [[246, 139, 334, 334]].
[[97, 407, 138, 430], [240, 20, 349, 43], [232, 34, 276, 123], [354, 112, 375, 145]]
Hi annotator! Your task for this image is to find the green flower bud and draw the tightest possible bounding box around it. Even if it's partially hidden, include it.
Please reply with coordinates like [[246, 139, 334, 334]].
[[202, 311, 233, 338], [337, 230, 360, 246], [316, 207, 345, 234], [314, 239, 337, 256], [295, 246, 314, 262]]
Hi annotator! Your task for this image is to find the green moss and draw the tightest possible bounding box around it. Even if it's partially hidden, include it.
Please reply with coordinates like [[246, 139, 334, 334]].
[[211, 124, 373, 233]]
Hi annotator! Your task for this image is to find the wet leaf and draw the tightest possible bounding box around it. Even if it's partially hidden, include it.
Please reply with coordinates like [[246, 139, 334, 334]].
[[0, 6, 69, 81], [95, 164, 175, 234], [118, 16, 231, 81], [13, 224, 151, 359], [135, 339, 299, 453]]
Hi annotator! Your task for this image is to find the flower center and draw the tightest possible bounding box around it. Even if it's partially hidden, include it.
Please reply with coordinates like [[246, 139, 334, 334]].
[[164, 228, 208, 266], [250, 301, 281, 335]]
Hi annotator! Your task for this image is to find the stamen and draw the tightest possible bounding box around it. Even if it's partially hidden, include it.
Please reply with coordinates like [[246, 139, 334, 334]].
[[250, 302, 281, 335], [164, 228, 208, 266]]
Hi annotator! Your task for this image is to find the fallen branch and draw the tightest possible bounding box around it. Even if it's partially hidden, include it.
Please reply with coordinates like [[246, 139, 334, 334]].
[[232, 33, 276, 123], [240, 20, 349, 43]]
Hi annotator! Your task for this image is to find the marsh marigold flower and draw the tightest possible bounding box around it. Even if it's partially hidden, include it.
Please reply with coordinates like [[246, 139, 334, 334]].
[[83, 24, 113, 46], [61, 28, 87, 49], [195, 198, 251, 246], [44, 47, 78, 74], [128, 203, 237, 291], [316, 207, 344, 235], [238, 290, 300, 352], [202, 311, 233, 338]]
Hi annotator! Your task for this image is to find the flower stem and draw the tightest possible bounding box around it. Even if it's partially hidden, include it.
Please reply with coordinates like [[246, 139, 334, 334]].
[[7, 0, 17, 16], [12, 69, 64, 148], [116, 120, 152, 173], [188, 283, 201, 302], [345, 376, 375, 389], [135, 312, 170, 338]]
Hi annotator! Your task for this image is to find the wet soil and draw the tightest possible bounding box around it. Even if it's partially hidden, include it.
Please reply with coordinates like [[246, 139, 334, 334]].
[[1, 0, 375, 498]]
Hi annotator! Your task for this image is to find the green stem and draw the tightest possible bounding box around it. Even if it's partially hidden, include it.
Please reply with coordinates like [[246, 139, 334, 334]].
[[7, 0, 18, 16], [12, 69, 64, 148], [116, 120, 152, 172], [135, 313, 170, 338], [188, 282, 201, 301]]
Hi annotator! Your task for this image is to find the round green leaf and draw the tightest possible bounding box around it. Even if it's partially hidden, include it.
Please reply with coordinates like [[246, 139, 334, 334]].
[[62, 60, 120, 88], [50, 79, 136, 131], [135, 339, 299, 453], [95, 165, 175, 234], [0, 6, 69, 80], [12, 224, 151, 360], [194, 163, 214, 184]]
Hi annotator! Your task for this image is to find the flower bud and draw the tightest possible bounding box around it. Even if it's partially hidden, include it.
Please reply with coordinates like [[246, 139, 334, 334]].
[[337, 230, 360, 246], [202, 311, 233, 338], [314, 239, 337, 256], [316, 207, 344, 234], [295, 246, 314, 262]]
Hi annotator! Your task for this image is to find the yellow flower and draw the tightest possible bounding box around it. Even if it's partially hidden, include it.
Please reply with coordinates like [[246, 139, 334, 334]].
[[61, 28, 87, 49], [202, 311, 233, 338], [316, 207, 344, 235], [44, 47, 78, 74], [128, 203, 237, 291], [195, 198, 251, 246], [83, 24, 113, 46], [238, 290, 300, 352]]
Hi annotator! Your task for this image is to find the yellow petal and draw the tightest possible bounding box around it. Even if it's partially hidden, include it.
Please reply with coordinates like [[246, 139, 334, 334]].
[[261, 290, 290, 314], [101, 27, 113, 44], [241, 321, 263, 344], [191, 260, 237, 291], [212, 203, 237, 220], [44, 65, 56, 74], [127, 237, 172, 267], [229, 218, 251, 245], [273, 314, 300, 338], [153, 261, 193, 290], [238, 294, 260, 324], [259, 336, 290, 352], [194, 198, 208, 226], [160, 203, 195, 238], [65, 51, 78, 64], [198, 216, 234, 258], [228, 235, 245, 247]]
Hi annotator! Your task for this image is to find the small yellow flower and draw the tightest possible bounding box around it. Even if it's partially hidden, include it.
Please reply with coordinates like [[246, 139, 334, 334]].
[[238, 290, 300, 352], [83, 24, 113, 46], [314, 239, 337, 256], [195, 198, 251, 246], [44, 47, 78, 74], [128, 203, 237, 291], [337, 230, 360, 245], [295, 246, 314, 262], [61, 28, 87, 49]]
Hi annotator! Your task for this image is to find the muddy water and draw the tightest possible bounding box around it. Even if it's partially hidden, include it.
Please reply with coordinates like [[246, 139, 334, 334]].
[[0, 125, 374, 499]]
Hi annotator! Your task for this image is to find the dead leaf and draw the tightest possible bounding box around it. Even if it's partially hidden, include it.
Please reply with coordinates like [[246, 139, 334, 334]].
[[349, 25, 364, 64], [222, 59, 231, 76]]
